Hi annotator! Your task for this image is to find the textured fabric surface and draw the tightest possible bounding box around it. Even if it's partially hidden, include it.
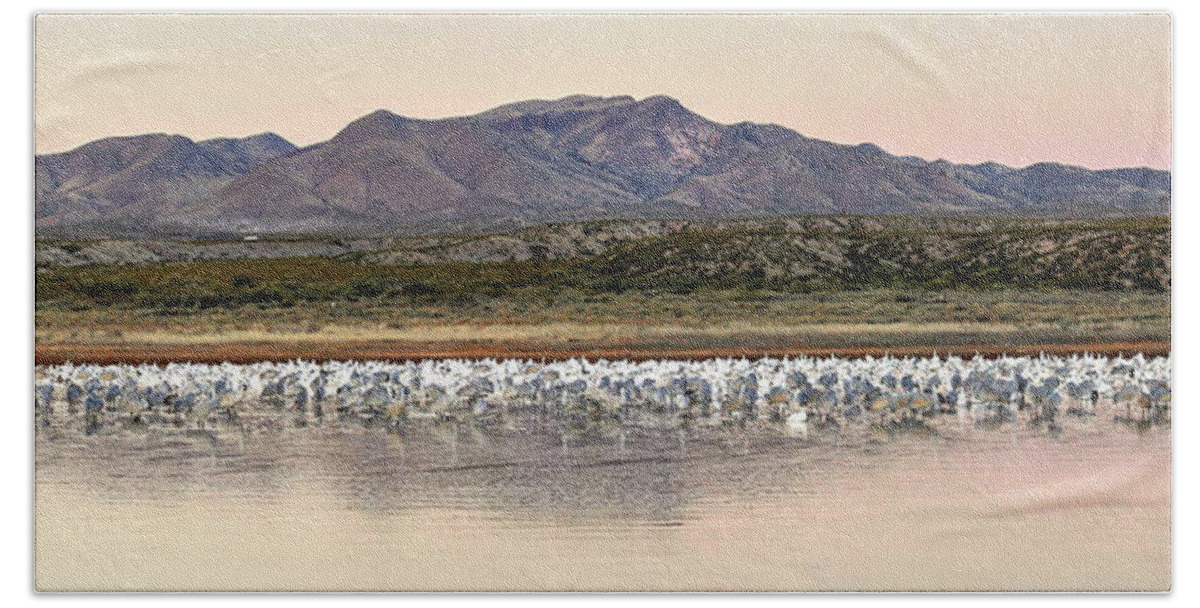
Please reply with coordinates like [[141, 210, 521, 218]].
[[33, 13, 1171, 592]]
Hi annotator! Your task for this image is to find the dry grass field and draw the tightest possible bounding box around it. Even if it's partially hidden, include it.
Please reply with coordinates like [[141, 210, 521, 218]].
[[36, 288, 1168, 363], [35, 216, 1169, 363]]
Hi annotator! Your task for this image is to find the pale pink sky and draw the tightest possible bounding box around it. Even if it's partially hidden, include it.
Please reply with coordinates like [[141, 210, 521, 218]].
[[35, 13, 1172, 170]]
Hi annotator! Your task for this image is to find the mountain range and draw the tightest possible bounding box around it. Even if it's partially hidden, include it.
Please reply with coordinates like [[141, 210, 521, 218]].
[[35, 95, 1171, 237]]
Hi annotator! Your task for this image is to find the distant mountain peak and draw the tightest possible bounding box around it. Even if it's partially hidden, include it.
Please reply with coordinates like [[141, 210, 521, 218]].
[[561, 93, 636, 105], [330, 109, 414, 143], [35, 131, 299, 232], [200, 132, 297, 157], [636, 94, 686, 109], [35, 96, 1171, 238], [476, 94, 638, 120], [855, 142, 888, 156]]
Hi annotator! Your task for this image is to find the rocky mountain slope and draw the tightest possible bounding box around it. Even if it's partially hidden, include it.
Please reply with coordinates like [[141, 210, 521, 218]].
[[36, 132, 297, 234], [36, 95, 1170, 237]]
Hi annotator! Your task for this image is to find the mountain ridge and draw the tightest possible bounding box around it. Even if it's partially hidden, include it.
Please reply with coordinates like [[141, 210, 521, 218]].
[[35, 95, 1171, 237]]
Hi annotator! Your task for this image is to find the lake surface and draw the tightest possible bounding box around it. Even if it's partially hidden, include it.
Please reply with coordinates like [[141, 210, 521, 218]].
[[35, 416, 1170, 591]]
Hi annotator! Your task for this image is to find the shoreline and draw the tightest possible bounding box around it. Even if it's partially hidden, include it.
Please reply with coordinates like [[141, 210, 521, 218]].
[[34, 339, 1172, 365]]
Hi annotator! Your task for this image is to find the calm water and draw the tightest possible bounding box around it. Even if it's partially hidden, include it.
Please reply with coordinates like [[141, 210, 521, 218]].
[[35, 415, 1170, 591]]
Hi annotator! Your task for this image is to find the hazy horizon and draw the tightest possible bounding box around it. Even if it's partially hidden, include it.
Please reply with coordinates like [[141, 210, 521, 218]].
[[35, 13, 1172, 171]]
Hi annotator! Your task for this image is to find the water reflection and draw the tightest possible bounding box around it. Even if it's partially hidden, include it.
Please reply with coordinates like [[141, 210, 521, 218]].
[[36, 399, 1167, 524], [36, 402, 1172, 591]]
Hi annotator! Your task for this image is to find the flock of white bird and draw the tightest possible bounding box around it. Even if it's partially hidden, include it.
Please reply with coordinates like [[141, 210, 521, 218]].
[[35, 354, 1171, 436]]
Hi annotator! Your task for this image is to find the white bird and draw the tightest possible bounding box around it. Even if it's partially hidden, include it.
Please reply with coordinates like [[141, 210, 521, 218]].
[[34, 353, 1170, 437]]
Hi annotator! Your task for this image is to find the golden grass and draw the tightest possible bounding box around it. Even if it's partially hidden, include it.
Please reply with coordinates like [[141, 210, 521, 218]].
[[34, 319, 1165, 347]]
